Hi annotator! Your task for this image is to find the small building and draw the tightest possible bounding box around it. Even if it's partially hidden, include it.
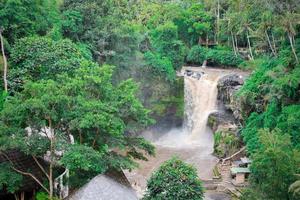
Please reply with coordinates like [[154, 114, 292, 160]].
[[231, 167, 251, 185], [0, 150, 46, 200], [240, 157, 252, 167], [68, 170, 138, 200]]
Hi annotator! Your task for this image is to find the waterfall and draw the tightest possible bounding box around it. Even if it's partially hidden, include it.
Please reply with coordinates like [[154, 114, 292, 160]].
[[124, 67, 236, 198], [183, 70, 219, 140]]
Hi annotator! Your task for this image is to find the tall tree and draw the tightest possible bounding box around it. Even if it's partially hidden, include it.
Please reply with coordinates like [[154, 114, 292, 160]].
[[0, 64, 154, 198], [0, 29, 7, 92]]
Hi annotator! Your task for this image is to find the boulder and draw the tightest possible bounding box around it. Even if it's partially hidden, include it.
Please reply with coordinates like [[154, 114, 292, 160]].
[[217, 74, 246, 122]]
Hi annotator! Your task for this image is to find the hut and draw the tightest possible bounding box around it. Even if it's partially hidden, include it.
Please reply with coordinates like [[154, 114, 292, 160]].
[[231, 167, 250, 185], [0, 150, 46, 200], [68, 170, 138, 200]]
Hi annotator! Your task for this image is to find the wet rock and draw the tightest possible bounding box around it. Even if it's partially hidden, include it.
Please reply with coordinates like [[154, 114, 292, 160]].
[[211, 73, 248, 159], [208, 111, 237, 134], [185, 69, 193, 76], [217, 74, 246, 122], [184, 70, 205, 80]]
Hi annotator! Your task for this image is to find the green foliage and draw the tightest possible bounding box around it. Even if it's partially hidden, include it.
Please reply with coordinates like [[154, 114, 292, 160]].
[[0, 0, 60, 43], [277, 105, 300, 148], [150, 22, 187, 69], [187, 45, 243, 67], [186, 45, 208, 65], [9, 36, 87, 92], [0, 163, 22, 193], [0, 63, 155, 196], [143, 157, 204, 200], [249, 129, 299, 200], [173, 3, 213, 46], [1, 63, 154, 166], [36, 192, 60, 200], [214, 131, 240, 157], [60, 144, 107, 172], [240, 188, 264, 200], [144, 51, 175, 81]]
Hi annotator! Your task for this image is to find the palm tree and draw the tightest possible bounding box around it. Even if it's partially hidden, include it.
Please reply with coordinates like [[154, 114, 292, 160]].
[[257, 11, 277, 57], [277, 12, 300, 64]]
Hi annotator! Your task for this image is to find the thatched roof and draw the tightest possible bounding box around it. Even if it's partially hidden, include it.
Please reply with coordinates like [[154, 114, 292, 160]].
[[68, 170, 138, 200], [0, 150, 45, 195]]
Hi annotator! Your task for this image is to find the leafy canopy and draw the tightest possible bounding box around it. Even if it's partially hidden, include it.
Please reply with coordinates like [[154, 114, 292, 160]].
[[143, 157, 204, 200]]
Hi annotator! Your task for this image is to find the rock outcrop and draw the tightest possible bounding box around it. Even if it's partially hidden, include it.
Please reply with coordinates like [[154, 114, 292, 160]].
[[217, 74, 246, 122], [208, 111, 237, 134], [208, 73, 247, 158]]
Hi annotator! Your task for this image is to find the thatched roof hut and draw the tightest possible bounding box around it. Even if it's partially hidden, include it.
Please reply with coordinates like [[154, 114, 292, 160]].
[[68, 170, 138, 200], [0, 150, 45, 197]]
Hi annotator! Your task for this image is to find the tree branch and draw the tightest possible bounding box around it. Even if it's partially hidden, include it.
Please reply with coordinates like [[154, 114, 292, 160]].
[[0, 151, 50, 194], [32, 155, 50, 180]]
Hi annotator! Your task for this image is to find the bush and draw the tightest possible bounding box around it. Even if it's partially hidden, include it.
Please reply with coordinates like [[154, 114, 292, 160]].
[[186, 45, 208, 65], [150, 22, 187, 69], [249, 129, 298, 200], [144, 51, 176, 81], [143, 157, 204, 200], [187, 45, 243, 67]]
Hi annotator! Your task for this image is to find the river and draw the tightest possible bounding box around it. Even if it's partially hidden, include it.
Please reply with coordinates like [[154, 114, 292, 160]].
[[125, 67, 241, 199]]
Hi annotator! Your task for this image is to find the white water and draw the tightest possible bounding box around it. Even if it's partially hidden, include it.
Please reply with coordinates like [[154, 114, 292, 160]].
[[125, 67, 235, 199]]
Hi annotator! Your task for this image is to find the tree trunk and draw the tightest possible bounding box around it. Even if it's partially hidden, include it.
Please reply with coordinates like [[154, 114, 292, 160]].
[[234, 34, 238, 52], [202, 60, 207, 68], [271, 33, 277, 55], [49, 162, 53, 199], [289, 33, 299, 64], [14, 194, 19, 200], [198, 36, 201, 45], [0, 30, 8, 92], [20, 192, 24, 200], [216, 0, 220, 44], [48, 118, 54, 199], [231, 32, 237, 56], [265, 30, 277, 56], [247, 31, 254, 60]]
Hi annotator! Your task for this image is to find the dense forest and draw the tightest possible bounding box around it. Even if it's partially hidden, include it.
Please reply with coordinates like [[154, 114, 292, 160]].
[[0, 0, 299, 200]]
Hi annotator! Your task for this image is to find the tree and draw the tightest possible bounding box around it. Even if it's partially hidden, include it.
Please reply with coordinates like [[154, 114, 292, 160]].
[[277, 12, 300, 63], [0, 0, 59, 44], [150, 22, 186, 69], [0, 29, 8, 92], [0, 64, 155, 199], [249, 129, 299, 200], [0, 163, 22, 194], [9, 36, 87, 92], [143, 157, 204, 200]]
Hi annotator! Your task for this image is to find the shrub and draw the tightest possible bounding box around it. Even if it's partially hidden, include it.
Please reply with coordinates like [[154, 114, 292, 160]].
[[143, 157, 204, 200], [144, 51, 176, 81], [206, 49, 243, 66], [186, 45, 208, 65], [150, 22, 187, 69], [187, 45, 243, 67]]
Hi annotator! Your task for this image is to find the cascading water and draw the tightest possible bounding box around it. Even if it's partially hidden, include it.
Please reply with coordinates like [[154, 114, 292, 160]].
[[183, 70, 219, 140], [124, 67, 233, 199]]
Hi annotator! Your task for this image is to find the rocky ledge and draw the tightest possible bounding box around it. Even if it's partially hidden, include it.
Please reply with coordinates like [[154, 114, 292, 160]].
[[217, 74, 246, 122], [208, 73, 247, 158]]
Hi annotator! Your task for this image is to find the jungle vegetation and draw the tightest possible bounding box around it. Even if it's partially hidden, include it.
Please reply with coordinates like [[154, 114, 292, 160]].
[[0, 0, 299, 199]]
